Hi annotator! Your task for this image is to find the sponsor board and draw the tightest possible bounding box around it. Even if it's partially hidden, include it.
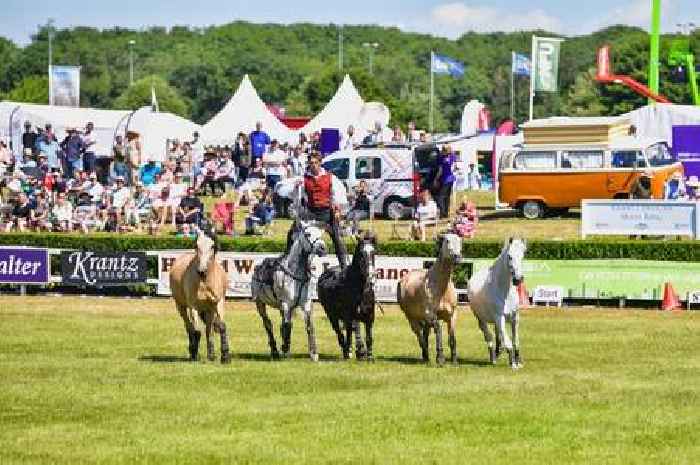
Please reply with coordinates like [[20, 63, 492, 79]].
[[0, 247, 49, 284], [60, 251, 147, 286], [532, 286, 564, 306], [157, 252, 426, 302]]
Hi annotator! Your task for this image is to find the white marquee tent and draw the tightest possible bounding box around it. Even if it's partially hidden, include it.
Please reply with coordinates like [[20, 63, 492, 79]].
[[301, 75, 366, 135], [201, 75, 296, 145], [624, 103, 700, 146], [0, 101, 130, 158], [125, 106, 201, 162]]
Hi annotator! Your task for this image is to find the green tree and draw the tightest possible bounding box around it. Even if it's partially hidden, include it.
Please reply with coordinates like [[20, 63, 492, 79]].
[[561, 68, 607, 116], [113, 75, 189, 117], [7, 75, 49, 103]]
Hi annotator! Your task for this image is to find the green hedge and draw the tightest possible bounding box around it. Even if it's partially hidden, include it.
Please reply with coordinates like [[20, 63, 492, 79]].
[[0, 233, 698, 261]]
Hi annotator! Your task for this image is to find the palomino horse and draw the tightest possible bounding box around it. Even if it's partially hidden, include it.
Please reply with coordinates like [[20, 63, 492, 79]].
[[397, 233, 462, 365], [467, 237, 526, 369], [318, 231, 377, 360], [251, 221, 327, 361], [169, 226, 231, 363]]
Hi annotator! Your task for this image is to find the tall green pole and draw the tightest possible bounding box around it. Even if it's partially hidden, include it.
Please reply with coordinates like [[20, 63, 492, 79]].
[[649, 0, 661, 103]]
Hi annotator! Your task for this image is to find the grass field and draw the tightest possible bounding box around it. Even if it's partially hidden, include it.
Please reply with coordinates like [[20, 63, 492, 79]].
[[1, 296, 699, 465], [202, 190, 582, 242]]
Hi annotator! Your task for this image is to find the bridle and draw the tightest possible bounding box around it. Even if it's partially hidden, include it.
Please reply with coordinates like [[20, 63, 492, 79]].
[[280, 224, 324, 282]]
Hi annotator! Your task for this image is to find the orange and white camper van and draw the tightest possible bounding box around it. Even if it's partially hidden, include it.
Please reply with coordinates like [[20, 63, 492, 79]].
[[498, 135, 683, 219]]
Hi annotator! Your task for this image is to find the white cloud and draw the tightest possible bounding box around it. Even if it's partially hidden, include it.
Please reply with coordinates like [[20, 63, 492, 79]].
[[429, 2, 563, 37], [575, 0, 679, 34]]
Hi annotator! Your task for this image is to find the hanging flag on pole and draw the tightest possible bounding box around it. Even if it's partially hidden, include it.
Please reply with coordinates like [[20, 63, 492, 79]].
[[430, 52, 465, 133], [151, 85, 159, 112], [431, 53, 465, 77], [512, 53, 531, 76], [529, 36, 564, 121]]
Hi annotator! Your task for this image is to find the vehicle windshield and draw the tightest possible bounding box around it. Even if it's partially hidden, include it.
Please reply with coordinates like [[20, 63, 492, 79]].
[[322, 158, 349, 179], [645, 143, 674, 167]]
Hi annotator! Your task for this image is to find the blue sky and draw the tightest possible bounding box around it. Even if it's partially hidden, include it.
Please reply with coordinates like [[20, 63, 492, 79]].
[[2, 0, 696, 45]]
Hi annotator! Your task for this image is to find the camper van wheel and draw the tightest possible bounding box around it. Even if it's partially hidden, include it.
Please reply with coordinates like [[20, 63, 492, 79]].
[[521, 201, 544, 219], [384, 197, 408, 220]]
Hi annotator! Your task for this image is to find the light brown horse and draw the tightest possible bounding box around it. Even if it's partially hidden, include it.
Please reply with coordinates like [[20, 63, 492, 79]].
[[169, 227, 231, 363], [397, 233, 462, 365]]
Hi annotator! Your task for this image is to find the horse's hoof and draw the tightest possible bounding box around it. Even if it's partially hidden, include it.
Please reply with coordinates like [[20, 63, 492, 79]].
[[281, 351, 291, 359], [451, 356, 458, 365], [367, 355, 375, 363], [342, 352, 350, 360], [207, 354, 216, 362], [271, 351, 281, 361], [436, 355, 446, 367], [221, 352, 231, 364], [310, 353, 319, 362]]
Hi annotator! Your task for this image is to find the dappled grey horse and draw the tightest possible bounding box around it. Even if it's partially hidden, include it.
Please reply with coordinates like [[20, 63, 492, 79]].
[[251, 221, 327, 361]]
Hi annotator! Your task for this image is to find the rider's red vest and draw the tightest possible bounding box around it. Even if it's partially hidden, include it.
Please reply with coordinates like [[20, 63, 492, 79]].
[[304, 172, 332, 209]]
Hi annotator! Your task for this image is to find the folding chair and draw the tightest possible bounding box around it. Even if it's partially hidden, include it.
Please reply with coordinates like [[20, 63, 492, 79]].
[[212, 201, 236, 236]]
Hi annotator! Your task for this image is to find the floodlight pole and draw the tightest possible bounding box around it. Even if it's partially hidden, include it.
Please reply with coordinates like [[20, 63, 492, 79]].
[[129, 40, 136, 86], [48, 18, 54, 105], [363, 42, 379, 75], [338, 25, 343, 71]]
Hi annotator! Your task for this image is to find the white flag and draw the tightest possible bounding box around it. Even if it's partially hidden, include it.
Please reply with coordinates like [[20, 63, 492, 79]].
[[151, 85, 159, 112]]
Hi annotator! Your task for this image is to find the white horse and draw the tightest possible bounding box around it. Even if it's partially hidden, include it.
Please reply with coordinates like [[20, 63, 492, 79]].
[[467, 237, 527, 369], [251, 221, 327, 361]]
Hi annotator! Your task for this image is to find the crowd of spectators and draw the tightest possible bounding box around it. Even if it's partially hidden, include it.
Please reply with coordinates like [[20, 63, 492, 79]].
[[0, 117, 477, 238]]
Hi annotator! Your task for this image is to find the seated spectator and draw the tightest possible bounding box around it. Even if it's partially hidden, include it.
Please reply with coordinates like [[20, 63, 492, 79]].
[[411, 189, 438, 242], [111, 176, 131, 222], [176, 187, 203, 227], [198, 152, 221, 196], [245, 190, 275, 235], [0, 140, 13, 173], [7, 172, 23, 198], [139, 158, 162, 186], [30, 192, 52, 232], [86, 173, 104, 202], [452, 200, 479, 239], [74, 192, 102, 234], [216, 156, 236, 193], [346, 180, 371, 235], [6, 192, 33, 232], [52, 193, 73, 231], [166, 172, 187, 226], [249, 157, 265, 179]]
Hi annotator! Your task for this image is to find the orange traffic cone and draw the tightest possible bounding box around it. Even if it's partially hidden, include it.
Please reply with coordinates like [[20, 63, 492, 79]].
[[661, 282, 681, 311], [517, 281, 530, 308]]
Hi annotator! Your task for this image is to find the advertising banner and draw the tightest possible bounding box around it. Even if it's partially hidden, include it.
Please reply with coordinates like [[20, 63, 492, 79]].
[[581, 199, 698, 239], [467, 258, 700, 300], [672, 125, 700, 178], [533, 37, 563, 92], [60, 251, 147, 286], [157, 252, 427, 302], [49, 65, 81, 107], [0, 247, 49, 284]]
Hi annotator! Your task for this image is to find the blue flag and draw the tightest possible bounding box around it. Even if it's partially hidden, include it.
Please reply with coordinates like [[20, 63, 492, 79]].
[[512, 52, 531, 76], [432, 53, 465, 77]]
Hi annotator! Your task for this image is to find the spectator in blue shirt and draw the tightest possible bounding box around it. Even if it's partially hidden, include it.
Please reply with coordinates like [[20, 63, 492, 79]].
[[60, 128, 85, 179], [36, 131, 60, 172], [249, 121, 270, 163], [139, 159, 162, 186]]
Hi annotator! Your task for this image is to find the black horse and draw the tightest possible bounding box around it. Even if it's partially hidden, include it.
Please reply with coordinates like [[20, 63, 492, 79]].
[[317, 232, 377, 360]]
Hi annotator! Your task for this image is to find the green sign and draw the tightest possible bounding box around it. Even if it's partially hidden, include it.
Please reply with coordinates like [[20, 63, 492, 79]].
[[467, 259, 700, 300], [533, 36, 563, 92]]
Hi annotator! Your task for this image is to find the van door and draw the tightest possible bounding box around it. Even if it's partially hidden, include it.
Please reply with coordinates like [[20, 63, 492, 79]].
[[609, 150, 639, 194]]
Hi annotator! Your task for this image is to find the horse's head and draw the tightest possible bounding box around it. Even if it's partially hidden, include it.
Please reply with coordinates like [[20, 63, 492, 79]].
[[505, 237, 527, 285], [437, 233, 462, 265], [298, 221, 327, 258], [195, 225, 217, 278], [355, 231, 377, 285]]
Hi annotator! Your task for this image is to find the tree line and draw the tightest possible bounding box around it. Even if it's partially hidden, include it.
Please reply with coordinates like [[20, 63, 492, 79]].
[[0, 21, 698, 132]]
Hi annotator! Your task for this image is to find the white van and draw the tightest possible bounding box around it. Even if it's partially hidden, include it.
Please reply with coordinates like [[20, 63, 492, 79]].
[[321, 146, 416, 219], [274, 145, 417, 219]]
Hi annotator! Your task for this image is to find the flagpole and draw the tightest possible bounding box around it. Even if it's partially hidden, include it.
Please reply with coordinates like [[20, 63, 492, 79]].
[[510, 51, 515, 122], [529, 36, 536, 121], [430, 51, 434, 134]]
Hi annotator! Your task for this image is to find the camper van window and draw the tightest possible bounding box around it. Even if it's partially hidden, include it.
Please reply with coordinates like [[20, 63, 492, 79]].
[[645, 143, 673, 167], [356, 157, 382, 179], [499, 151, 516, 170], [513, 151, 557, 170], [322, 158, 349, 180], [561, 150, 604, 169], [611, 150, 639, 168]]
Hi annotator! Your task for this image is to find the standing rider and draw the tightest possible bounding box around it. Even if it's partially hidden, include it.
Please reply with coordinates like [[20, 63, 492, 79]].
[[288, 152, 348, 270]]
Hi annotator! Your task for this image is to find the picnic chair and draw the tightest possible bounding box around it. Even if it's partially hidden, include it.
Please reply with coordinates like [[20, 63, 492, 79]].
[[212, 201, 236, 236]]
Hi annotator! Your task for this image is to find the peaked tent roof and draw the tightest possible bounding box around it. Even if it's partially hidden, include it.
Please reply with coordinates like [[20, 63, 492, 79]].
[[201, 74, 295, 145], [301, 75, 366, 135]]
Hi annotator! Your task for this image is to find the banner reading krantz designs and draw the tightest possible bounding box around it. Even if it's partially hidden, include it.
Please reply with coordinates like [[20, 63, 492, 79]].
[[0, 247, 49, 284], [61, 251, 147, 286], [157, 251, 427, 302]]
